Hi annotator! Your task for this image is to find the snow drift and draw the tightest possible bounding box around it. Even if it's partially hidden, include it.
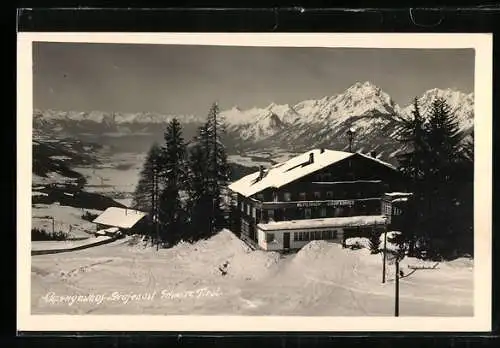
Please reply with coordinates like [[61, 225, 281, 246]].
[[31, 229, 473, 316]]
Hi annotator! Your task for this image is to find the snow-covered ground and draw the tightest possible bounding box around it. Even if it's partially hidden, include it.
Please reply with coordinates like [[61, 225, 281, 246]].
[[32, 173, 79, 187], [31, 230, 473, 316], [227, 154, 272, 168], [32, 204, 103, 239], [32, 236, 112, 252]]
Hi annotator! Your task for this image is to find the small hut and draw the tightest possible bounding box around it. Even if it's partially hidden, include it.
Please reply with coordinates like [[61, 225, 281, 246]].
[[92, 207, 148, 237]]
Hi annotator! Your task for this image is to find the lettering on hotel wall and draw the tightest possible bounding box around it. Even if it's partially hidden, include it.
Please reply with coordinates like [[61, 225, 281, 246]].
[[296, 200, 355, 208]]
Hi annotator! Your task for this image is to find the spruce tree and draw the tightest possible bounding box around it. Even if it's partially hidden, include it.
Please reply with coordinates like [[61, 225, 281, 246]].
[[204, 102, 231, 234], [394, 97, 428, 183], [186, 102, 231, 239], [393, 98, 428, 256], [424, 97, 469, 258], [157, 118, 188, 246], [131, 142, 162, 213], [425, 97, 463, 182], [186, 123, 212, 240]]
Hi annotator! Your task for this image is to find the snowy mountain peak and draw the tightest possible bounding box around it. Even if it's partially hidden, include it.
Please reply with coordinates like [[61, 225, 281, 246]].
[[400, 87, 474, 131], [348, 81, 381, 91], [418, 88, 474, 105]]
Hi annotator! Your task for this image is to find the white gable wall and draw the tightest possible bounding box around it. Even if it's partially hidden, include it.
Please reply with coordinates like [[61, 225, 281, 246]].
[[257, 226, 345, 251]]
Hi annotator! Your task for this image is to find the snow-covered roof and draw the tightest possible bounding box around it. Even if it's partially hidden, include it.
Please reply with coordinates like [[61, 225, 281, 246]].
[[228, 148, 396, 197], [92, 207, 147, 229], [392, 198, 409, 203], [257, 215, 388, 231], [385, 192, 413, 197]]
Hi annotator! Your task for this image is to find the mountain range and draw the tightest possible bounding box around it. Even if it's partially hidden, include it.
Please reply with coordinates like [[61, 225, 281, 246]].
[[33, 81, 474, 164]]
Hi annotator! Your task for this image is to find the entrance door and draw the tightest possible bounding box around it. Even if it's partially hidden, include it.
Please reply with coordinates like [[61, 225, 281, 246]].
[[305, 208, 312, 219], [283, 232, 290, 249]]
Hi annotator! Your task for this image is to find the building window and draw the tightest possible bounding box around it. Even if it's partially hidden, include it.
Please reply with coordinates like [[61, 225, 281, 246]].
[[284, 192, 292, 201], [273, 192, 279, 202], [320, 207, 327, 217], [324, 173, 332, 180], [299, 192, 306, 200], [241, 221, 250, 235], [326, 191, 333, 199], [266, 233, 275, 243], [294, 232, 299, 241], [240, 202, 244, 212], [314, 191, 321, 199], [305, 208, 312, 219], [252, 207, 256, 219], [256, 193, 264, 201], [334, 207, 343, 217], [246, 204, 250, 216], [268, 209, 275, 221]]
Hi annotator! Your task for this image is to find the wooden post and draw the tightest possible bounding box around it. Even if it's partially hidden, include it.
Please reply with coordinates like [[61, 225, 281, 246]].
[[395, 258, 400, 317], [154, 166, 159, 251], [52, 217, 55, 234]]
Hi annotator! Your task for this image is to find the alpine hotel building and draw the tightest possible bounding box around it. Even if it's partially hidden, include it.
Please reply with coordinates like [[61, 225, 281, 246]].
[[228, 148, 409, 251]]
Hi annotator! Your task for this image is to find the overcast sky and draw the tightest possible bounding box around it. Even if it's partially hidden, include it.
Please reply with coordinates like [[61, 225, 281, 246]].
[[33, 42, 474, 116]]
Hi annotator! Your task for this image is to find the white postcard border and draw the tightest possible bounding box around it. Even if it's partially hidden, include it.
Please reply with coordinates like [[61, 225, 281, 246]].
[[17, 32, 492, 332]]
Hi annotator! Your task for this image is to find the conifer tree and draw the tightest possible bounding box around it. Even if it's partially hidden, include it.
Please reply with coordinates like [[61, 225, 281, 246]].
[[394, 97, 428, 183], [186, 102, 231, 239], [425, 97, 463, 182], [205, 102, 231, 234], [423, 98, 469, 258], [131, 142, 162, 214], [393, 96, 473, 259], [186, 123, 212, 240], [393, 98, 428, 256], [157, 118, 188, 245]]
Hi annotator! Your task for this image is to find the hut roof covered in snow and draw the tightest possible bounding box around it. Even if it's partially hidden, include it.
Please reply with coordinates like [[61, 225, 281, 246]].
[[257, 215, 388, 231], [228, 148, 397, 197], [92, 207, 147, 229]]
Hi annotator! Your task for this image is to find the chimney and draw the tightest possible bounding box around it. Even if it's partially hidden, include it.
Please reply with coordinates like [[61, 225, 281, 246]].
[[259, 165, 265, 179], [370, 151, 377, 158], [320, 148, 325, 154], [309, 152, 314, 164]]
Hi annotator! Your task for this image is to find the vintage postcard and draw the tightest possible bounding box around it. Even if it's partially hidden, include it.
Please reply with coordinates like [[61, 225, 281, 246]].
[[17, 33, 492, 332]]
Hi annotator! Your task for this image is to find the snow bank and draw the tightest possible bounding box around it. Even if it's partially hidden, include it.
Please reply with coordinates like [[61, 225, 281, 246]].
[[345, 237, 371, 250], [294, 240, 335, 262], [443, 257, 474, 269], [166, 229, 281, 281]]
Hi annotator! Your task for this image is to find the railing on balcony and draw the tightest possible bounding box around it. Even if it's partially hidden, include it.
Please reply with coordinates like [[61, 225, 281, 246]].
[[257, 197, 382, 209]]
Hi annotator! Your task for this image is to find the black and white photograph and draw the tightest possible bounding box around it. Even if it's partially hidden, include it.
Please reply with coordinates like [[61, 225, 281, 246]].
[[17, 33, 492, 331]]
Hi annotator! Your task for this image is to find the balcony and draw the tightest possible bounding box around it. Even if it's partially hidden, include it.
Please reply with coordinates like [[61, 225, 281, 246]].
[[258, 197, 382, 210]]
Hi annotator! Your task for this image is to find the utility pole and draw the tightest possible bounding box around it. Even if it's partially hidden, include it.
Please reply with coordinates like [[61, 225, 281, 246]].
[[155, 165, 160, 251], [395, 258, 400, 317], [211, 102, 218, 236], [346, 127, 356, 153], [151, 162, 159, 251]]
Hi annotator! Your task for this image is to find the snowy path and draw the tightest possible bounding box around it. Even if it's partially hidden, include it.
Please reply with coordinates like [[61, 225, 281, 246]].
[[31, 231, 473, 316]]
